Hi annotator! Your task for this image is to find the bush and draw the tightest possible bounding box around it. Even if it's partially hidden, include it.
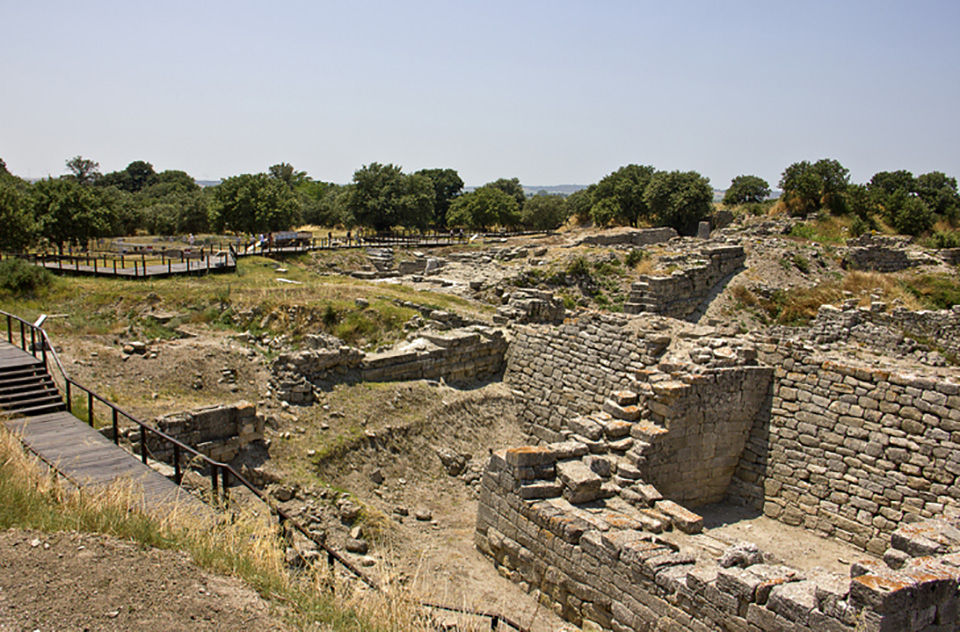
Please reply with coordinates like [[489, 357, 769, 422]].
[[566, 256, 591, 277], [0, 258, 53, 295], [624, 249, 648, 267], [928, 230, 960, 249]]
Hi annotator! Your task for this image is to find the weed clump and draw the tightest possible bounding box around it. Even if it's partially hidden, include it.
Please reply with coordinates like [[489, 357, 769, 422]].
[[0, 259, 54, 296]]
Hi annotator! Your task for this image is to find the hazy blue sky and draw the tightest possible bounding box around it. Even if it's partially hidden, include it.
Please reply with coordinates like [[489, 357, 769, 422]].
[[3, 1, 959, 188]]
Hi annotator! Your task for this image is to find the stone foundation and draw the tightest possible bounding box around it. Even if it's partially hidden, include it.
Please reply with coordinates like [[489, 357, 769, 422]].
[[148, 401, 263, 463], [624, 245, 745, 320]]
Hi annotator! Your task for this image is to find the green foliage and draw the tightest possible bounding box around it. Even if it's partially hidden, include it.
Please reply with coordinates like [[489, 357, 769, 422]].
[[903, 274, 960, 309], [589, 197, 620, 228], [916, 171, 960, 221], [0, 258, 54, 295], [779, 158, 850, 216], [97, 160, 157, 192], [64, 156, 101, 185], [446, 186, 519, 230], [887, 190, 934, 236], [415, 168, 464, 228], [32, 177, 112, 252], [210, 172, 302, 234], [345, 163, 434, 232], [643, 170, 713, 232], [0, 176, 36, 251], [566, 256, 590, 277], [624, 249, 647, 267], [267, 163, 308, 189], [521, 193, 568, 230], [723, 175, 770, 206], [485, 177, 526, 208], [927, 230, 960, 249], [591, 164, 656, 227], [564, 186, 595, 223]]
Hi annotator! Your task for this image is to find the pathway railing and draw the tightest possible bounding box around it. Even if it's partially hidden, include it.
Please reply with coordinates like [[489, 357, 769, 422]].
[[0, 309, 529, 632]]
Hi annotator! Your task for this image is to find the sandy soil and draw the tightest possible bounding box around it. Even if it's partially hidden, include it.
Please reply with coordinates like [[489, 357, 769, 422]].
[[0, 529, 287, 632]]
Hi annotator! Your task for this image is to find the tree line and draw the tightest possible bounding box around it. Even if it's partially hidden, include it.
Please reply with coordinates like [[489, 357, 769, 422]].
[[1, 155, 956, 253]]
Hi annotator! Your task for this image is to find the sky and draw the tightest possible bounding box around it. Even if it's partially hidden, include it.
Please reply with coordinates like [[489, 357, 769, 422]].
[[2, 1, 960, 188]]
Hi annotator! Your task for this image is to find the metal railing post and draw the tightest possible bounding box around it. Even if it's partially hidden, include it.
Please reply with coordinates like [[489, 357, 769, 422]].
[[141, 429, 148, 464], [87, 391, 94, 427], [173, 444, 182, 484], [112, 409, 119, 445]]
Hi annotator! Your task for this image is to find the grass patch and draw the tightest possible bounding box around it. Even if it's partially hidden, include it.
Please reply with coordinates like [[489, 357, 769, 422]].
[[0, 426, 431, 631]]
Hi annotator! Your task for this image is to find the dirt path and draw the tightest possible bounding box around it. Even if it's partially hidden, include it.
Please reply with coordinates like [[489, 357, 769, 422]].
[[0, 529, 288, 632]]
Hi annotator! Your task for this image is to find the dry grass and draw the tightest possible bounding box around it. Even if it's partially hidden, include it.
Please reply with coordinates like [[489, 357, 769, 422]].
[[0, 424, 436, 631]]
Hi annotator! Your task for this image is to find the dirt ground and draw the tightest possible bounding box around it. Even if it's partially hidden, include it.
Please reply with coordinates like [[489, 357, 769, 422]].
[[0, 529, 288, 632], [13, 224, 953, 631]]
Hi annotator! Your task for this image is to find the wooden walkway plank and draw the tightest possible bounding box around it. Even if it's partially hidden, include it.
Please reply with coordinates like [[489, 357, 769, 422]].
[[0, 342, 209, 517]]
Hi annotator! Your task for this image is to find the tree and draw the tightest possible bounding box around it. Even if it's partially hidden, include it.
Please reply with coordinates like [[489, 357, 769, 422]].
[[345, 163, 434, 232], [97, 160, 157, 192], [564, 186, 595, 223], [521, 193, 568, 230], [887, 189, 934, 236], [65, 156, 100, 185], [916, 171, 960, 221], [591, 164, 657, 227], [447, 186, 519, 230], [415, 168, 464, 228], [643, 170, 713, 233], [268, 163, 308, 189], [210, 173, 302, 234], [779, 159, 850, 215], [723, 175, 770, 206], [32, 178, 111, 252], [0, 176, 36, 251], [486, 177, 526, 208], [0, 157, 8, 175]]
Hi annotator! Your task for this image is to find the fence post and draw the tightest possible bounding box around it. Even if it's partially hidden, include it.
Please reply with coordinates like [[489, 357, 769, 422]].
[[87, 391, 94, 427], [173, 444, 181, 484], [141, 429, 148, 464], [112, 409, 119, 445]]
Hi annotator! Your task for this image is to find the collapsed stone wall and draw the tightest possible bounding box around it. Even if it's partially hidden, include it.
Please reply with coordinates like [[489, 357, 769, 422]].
[[810, 301, 960, 362], [147, 401, 262, 463], [503, 312, 668, 443], [624, 245, 745, 320], [477, 443, 960, 632], [273, 327, 507, 403], [841, 233, 940, 272], [730, 337, 960, 554], [574, 227, 678, 248]]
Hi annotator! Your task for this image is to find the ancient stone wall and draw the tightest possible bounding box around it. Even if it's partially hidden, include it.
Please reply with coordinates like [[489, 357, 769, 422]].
[[147, 401, 262, 463], [476, 444, 960, 632], [574, 227, 678, 247], [730, 337, 960, 554], [624, 245, 745, 320], [503, 312, 666, 443], [637, 368, 772, 507], [274, 327, 508, 403]]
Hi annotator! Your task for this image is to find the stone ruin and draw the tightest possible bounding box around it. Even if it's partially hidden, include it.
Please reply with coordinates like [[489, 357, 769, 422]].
[[475, 307, 960, 631], [624, 245, 746, 320], [842, 234, 944, 272], [143, 401, 264, 464], [271, 327, 508, 404]]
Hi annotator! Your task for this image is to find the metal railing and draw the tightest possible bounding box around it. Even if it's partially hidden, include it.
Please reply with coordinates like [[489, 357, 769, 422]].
[[0, 309, 528, 631]]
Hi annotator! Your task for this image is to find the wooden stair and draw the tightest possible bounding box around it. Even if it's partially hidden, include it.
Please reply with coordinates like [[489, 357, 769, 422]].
[[0, 347, 66, 418]]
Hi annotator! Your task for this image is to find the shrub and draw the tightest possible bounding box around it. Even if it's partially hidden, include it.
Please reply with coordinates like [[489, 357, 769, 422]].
[[0, 258, 53, 295], [624, 249, 648, 267], [566, 256, 590, 277]]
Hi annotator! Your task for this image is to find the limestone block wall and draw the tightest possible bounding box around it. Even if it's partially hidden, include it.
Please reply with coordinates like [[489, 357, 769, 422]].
[[476, 444, 960, 632], [148, 401, 262, 463], [503, 312, 668, 443], [359, 328, 507, 382], [273, 327, 508, 403], [636, 368, 773, 507], [730, 338, 960, 554], [575, 227, 678, 247], [624, 245, 745, 320]]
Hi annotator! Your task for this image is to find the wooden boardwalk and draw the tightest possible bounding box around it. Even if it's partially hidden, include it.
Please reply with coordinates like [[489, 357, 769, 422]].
[[33, 251, 236, 279], [0, 341, 208, 516]]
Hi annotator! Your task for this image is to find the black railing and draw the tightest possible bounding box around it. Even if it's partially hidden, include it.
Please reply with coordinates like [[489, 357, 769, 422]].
[[0, 309, 528, 632]]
